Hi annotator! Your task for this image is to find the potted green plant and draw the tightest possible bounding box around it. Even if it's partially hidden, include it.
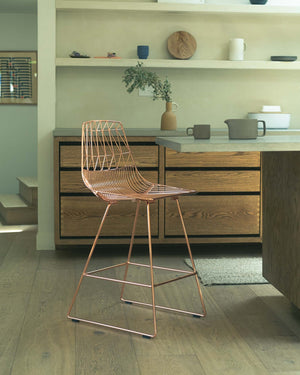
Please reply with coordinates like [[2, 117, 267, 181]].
[[122, 62, 177, 130]]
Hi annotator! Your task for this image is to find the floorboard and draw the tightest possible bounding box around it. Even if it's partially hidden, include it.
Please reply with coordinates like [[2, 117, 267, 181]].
[[0, 233, 15, 266], [250, 284, 300, 340], [210, 285, 300, 373], [10, 251, 76, 375], [0, 232, 39, 375], [1, 232, 300, 375]]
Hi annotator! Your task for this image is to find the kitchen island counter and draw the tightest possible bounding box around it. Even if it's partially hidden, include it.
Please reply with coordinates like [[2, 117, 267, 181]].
[[156, 134, 300, 152], [156, 133, 300, 311]]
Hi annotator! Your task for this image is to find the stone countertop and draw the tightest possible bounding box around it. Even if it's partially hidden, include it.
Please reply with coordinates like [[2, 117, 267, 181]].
[[53, 127, 300, 138], [53, 128, 187, 137], [155, 135, 300, 152]]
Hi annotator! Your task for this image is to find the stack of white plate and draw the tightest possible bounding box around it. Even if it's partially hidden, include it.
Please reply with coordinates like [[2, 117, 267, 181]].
[[247, 106, 290, 129]]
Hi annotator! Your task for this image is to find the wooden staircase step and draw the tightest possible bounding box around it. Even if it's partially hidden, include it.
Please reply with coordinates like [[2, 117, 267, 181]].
[[17, 177, 38, 206], [0, 194, 37, 225]]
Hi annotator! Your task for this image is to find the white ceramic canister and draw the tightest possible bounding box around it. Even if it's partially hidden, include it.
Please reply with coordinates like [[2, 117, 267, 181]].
[[229, 38, 246, 61]]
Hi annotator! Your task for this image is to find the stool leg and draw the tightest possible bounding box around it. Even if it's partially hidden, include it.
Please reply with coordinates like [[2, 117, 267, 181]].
[[67, 203, 112, 318], [175, 198, 207, 317], [120, 200, 141, 300], [147, 202, 157, 338]]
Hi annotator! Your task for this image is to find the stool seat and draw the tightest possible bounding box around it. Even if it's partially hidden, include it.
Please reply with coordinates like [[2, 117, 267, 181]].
[[83, 167, 195, 202]]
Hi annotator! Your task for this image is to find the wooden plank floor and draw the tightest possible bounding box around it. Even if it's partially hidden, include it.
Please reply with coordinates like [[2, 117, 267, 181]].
[[1, 232, 300, 375]]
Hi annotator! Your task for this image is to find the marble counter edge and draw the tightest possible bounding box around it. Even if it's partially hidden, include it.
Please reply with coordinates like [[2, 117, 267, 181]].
[[156, 135, 300, 152], [53, 128, 300, 137]]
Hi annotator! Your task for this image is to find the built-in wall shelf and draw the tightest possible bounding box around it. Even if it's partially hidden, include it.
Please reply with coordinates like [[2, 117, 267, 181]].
[[56, 58, 300, 70], [56, 1, 300, 15]]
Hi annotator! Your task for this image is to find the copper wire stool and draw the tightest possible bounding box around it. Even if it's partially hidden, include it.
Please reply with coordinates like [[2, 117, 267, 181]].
[[67, 120, 206, 338]]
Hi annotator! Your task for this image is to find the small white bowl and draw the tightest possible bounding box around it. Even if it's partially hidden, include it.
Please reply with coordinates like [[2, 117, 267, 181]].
[[247, 113, 290, 129]]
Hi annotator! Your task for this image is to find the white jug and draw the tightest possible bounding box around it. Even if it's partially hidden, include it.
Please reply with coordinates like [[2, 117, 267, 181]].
[[229, 38, 246, 61]]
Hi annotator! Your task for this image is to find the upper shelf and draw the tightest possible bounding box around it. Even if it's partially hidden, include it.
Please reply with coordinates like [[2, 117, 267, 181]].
[[56, 58, 300, 70], [56, 1, 300, 15]]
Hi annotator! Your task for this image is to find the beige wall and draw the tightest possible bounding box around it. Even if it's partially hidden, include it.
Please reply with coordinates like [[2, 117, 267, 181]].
[[0, 13, 37, 194], [38, 0, 300, 250], [56, 8, 300, 129], [37, 0, 55, 250]]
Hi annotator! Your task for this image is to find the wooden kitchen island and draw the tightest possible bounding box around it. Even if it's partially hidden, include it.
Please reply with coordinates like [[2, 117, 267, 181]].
[[54, 128, 263, 247], [156, 134, 300, 310]]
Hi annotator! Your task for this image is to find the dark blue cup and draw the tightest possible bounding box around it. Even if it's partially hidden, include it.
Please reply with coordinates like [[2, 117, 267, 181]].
[[137, 45, 149, 59]]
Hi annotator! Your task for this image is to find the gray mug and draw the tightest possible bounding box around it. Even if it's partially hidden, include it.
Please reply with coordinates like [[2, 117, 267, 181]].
[[186, 124, 211, 139]]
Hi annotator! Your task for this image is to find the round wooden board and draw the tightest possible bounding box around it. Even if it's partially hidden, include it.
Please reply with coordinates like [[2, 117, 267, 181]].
[[167, 31, 197, 60]]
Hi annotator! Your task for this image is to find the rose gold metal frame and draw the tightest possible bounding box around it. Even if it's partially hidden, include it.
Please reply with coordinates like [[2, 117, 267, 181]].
[[67, 120, 206, 338]]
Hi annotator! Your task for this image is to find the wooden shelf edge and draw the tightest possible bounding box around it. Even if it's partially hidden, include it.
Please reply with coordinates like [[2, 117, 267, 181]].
[[56, 1, 300, 15], [56, 58, 300, 70]]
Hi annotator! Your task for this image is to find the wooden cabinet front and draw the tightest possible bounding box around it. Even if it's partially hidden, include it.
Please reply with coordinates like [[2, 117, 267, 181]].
[[54, 137, 262, 247], [54, 136, 160, 246], [60, 197, 158, 237], [165, 195, 260, 236], [166, 150, 260, 168], [164, 150, 261, 240], [60, 143, 158, 168], [166, 170, 260, 193], [60, 170, 158, 194]]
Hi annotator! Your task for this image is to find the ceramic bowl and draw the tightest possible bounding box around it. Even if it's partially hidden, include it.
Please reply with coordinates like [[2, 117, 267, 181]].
[[247, 113, 290, 129], [249, 0, 268, 4]]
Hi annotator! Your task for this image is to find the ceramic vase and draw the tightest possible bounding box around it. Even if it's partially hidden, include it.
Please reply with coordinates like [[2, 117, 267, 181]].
[[161, 102, 177, 130]]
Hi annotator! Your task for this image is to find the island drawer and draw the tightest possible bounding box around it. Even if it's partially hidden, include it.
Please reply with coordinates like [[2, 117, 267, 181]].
[[165, 150, 261, 168], [166, 170, 260, 192], [60, 170, 158, 193], [60, 197, 158, 237], [60, 143, 159, 168], [165, 195, 260, 236]]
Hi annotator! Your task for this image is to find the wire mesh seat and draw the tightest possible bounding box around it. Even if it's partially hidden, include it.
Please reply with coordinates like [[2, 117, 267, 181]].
[[67, 120, 206, 338]]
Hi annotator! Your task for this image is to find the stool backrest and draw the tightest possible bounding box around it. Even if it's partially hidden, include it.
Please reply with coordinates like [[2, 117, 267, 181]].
[[82, 120, 135, 172], [81, 120, 144, 201]]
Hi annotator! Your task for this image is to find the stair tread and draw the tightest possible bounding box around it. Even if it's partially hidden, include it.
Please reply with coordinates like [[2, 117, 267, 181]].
[[0, 194, 30, 209], [17, 177, 38, 188]]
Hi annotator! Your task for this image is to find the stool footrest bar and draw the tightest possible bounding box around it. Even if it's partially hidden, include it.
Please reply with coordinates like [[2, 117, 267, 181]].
[[154, 271, 197, 287], [121, 298, 205, 318], [67, 315, 155, 338], [84, 273, 151, 288]]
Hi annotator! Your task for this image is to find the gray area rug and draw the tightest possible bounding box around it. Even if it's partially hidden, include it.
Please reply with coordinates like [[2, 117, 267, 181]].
[[185, 254, 268, 286]]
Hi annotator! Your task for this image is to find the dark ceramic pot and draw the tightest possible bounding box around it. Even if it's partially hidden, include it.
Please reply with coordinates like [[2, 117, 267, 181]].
[[249, 0, 268, 4]]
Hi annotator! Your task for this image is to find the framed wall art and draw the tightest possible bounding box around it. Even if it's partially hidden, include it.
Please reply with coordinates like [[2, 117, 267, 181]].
[[0, 51, 37, 105]]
